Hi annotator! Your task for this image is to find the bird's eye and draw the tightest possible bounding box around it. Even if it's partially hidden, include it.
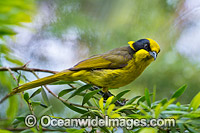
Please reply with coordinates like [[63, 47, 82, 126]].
[[144, 44, 148, 49]]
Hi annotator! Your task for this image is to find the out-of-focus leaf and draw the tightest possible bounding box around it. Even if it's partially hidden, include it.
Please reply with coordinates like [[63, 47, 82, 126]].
[[30, 88, 41, 99], [161, 110, 187, 115], [111, 90, 130, 104], [66, 128, 85, 133], [160, 98, 168, 105], [38, 106, 52, 118], [82, 89, 100, 105], [184, 124, 199, 133], [0, 129, 12, 133], [107, 104, 115, 115], [126, 96, 141, 105], [7, 95, 18, 120], [139, 127, 157, 133], [110, 113, 120, 118], [12, 116, 25, 128], [67, 84, 92, 100], [41, 88, 53, 115], [171, 85, 187, 99], [189, 92, 200, 111], [145, 88, 151, 107], [4, 55, 24, 66], [0, 27, 16, 36], [154, 103, 162, 118], [58, 88, 74, 97]]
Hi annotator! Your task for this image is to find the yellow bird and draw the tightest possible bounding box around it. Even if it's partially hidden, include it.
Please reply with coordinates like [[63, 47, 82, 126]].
[[8, 38, 160, 96]]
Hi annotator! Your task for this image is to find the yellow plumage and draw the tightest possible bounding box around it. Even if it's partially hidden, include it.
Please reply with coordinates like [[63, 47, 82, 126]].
[[10, 38, 160, 96]]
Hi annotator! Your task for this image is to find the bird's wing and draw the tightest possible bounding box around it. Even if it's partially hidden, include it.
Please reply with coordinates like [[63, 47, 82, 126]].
[[69, 47, 134, 71]]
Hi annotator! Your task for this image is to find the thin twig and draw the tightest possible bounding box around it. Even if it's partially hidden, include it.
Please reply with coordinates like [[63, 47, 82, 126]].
[[0, 66, 58, 74], [6, 67, 18, 85]]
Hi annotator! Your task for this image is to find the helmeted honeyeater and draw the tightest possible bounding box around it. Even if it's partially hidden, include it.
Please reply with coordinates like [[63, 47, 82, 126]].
[[9, 38, 160, 95]]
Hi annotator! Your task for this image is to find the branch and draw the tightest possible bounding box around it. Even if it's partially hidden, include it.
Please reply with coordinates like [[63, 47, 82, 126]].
[[0, 66, 58, 74]]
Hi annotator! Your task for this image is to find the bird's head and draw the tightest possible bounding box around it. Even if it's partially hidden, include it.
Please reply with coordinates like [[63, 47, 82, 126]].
[[128, 38, 160, 61]]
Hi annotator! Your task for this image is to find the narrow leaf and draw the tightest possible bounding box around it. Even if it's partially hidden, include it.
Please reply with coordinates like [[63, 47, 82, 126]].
[[126, 96, 141, 105], [58, 88, 74, 97], [145, 88, 151, 107], [38, 106, 52, 117], [104, 96, 114, 109], [111, 90, 130, 104], [171, 85, 187, 99], [30, 88, 41, 99], [23, 92, 29, 103], [68, 84, 92, 100], [189, 92, 200, 111], [82, 89, 100, 105], [99, 98, 104, 113], [107, 104, 115, 115], [62, 102, 87, 114]]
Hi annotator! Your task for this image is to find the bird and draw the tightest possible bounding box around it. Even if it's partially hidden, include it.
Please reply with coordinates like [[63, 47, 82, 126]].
[[7, 38, 160, 97]]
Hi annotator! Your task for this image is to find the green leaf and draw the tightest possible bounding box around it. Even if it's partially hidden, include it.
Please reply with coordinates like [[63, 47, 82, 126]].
[[82, 89, 100, 105], [99, 97, 104, 113], [0, 129, 12, 133], [38, 106, 52, 118], [154, 103, 162, 118], [137, 96, 145, 105], [67, 84, 92, 100], [31, 101, 41, 106], [111, 90, 130, 104], [162, 110, 187, 115], [66, 128, 85, 133], [160, 98, 168, 105], [114, 105, 133, 112], [126, 96, 141, 105], [23, 92, 29, 103], [30, 88, 41, 99], [139, 128, 158, 133], [104, 96, 114, 109], [171, 84, 187, 99], [107, 104, 115, 115], [41, 88, 50, 106], [4, 55, 23, 66], [58, 88, 74, 97], [189, 92, 200, 111], [145, 88, 151, 107], [184, 124, 199, 133], [41, 88, 53, 115], [62, 102, 87, 114]]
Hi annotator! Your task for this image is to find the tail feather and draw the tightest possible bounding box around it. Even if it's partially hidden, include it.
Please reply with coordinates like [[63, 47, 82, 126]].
[[13, 70, 73, 94]]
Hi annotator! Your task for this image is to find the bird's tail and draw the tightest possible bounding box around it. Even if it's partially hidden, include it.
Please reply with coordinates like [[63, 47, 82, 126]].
[[11, 70, 74, 95]]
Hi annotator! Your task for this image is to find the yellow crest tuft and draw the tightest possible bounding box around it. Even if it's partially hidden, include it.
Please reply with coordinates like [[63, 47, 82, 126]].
[[146, 38, 160, 54], [128, 41, 135, 51]]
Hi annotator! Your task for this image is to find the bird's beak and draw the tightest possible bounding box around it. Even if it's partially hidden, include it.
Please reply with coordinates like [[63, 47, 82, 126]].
[[149, 51, 157, 60]]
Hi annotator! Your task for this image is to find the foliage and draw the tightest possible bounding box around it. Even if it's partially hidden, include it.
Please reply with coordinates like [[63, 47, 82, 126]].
[[1, 77, 200, 132]]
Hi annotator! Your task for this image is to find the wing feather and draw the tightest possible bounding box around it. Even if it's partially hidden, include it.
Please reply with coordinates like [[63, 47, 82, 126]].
[[69, 46, 134, 71]]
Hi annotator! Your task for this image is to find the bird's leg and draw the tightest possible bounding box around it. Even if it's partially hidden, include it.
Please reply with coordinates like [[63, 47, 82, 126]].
[[91, 86, 126, 106]]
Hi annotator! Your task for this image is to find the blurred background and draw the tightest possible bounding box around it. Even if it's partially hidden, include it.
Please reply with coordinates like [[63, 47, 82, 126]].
[[1, 0, 200, 124]]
